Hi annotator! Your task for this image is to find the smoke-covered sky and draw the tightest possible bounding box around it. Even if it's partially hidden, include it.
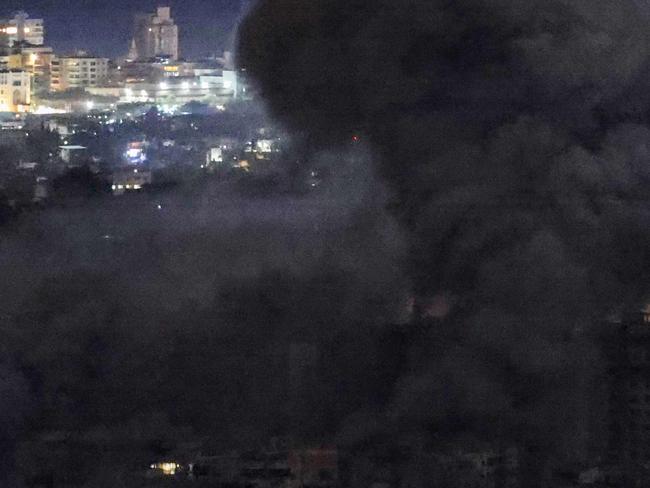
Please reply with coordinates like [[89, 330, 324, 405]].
[[1, 0, 249, 57]]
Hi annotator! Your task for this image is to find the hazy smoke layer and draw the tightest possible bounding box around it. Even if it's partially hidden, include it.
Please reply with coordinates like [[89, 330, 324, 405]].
[[239, 0, 650, 481], [0, 155, 408, 485]]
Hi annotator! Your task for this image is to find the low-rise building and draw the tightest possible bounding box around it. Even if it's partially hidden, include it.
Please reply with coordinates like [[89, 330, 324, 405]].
[[59, 145, 87, 165], [112, 167, 152, 194]]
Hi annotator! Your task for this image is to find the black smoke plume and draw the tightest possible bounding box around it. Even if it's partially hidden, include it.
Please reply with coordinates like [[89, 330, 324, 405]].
[[239, 0, 650, 482]]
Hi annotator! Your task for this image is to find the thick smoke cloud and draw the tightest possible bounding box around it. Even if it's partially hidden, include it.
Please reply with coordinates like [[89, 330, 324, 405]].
[[239, 0, 650, 481]]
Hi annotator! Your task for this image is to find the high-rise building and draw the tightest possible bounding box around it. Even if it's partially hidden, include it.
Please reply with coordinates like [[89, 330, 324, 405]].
[[132, 7, 179, 61], [0, 12, 44, 47], [0, 69, 31, 112], [50, 53, 109, 92]]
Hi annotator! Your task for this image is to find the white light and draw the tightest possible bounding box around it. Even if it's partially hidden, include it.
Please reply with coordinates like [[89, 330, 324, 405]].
[[112, 184, 116, 190], [159, 82, 168, 89], [86, 101, 94, 110], [32, 106, 67, 115], [181, 81, 189, 91], [140, 90, 148, 98], [127, 148, 141, 159], [134, 184, 141, 189]]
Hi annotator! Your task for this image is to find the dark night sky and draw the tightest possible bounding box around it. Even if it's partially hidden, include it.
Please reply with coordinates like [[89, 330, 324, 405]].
[[1, 0, 249, 58]]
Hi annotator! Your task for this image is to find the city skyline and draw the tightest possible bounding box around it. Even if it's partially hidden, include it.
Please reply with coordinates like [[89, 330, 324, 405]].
[[0, 0, 248, 58]]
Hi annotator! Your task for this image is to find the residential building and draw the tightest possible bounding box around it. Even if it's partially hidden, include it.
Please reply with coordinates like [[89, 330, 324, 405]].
[[51, 53, 109, 91], [0, 69, 30, 112], [0, 45, 55, 91], [132, 7, 179, 61], [0, 12, 44, 46]]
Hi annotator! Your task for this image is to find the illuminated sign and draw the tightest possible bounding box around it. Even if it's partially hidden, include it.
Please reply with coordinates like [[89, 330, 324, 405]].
[[126, 142, 147, 163]]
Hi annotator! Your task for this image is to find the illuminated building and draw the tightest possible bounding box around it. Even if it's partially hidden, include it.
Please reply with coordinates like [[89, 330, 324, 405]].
[[101, 71, 238, 108], [132, 7, 179, 61], [0, 45, 55, 91], [206, 147, 223, 165], [0, 12, 44, 47], [0, 69, 31, 112], [112, 168, 152, 195], [125, 141, 147, 164], [51, 53, 109, 91], [149, 462, 180, 476]]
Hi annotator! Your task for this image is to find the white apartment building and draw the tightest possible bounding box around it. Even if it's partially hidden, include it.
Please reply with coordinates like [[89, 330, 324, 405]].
[[51, 54, 109, 91]]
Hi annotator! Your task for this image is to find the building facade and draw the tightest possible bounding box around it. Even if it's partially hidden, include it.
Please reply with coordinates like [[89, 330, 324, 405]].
[[132, 7, 179, 61], [0, 45, 55, 92], [0, 12, 44, 47], [51, 54, 109, 91], [0, 69, 30, 112]]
